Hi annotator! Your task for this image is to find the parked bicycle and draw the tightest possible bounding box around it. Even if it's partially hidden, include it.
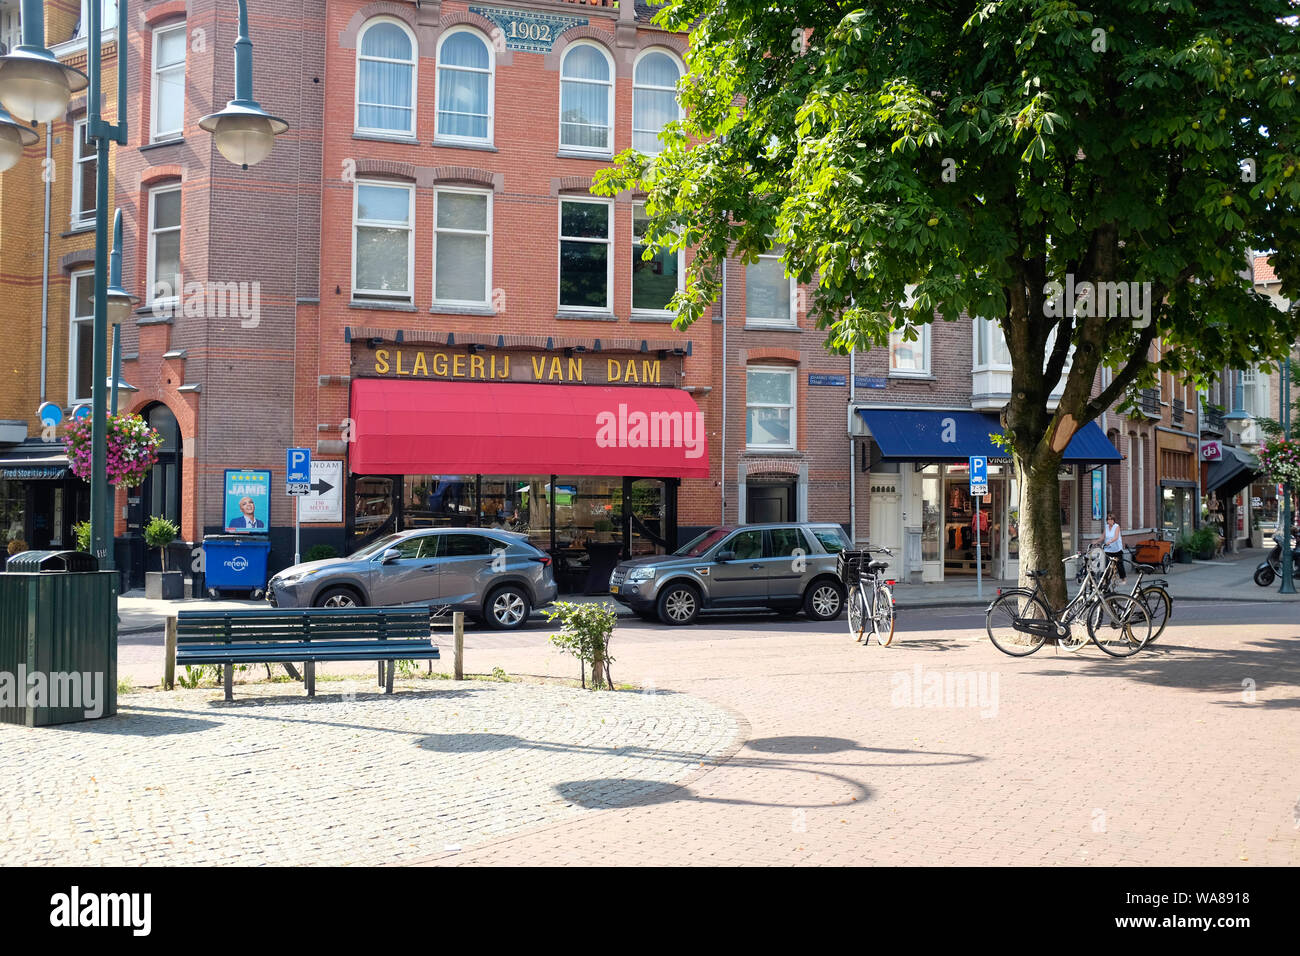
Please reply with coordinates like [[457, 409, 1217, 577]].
[[1074, 545, 1173, 644], [986, 546, 1152, 658], [840, 547, 896, 646]]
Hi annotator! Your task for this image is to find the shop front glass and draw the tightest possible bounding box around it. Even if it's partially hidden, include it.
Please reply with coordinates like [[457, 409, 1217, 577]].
[[1249, 480, 1279, 538], [1, 476, 25, 550], [404, 475, 477, 528], [1162, 486, 1194, 540], [920, 466, 941, 563]]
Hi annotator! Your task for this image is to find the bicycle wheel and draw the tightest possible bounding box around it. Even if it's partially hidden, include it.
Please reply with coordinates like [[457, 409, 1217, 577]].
[[985, 589, 1052, 657], [1138, 587, 1171, 643], [873, 585, 896, 646], [1087, 594, 1152, 657], [847, 586, 867, 642]]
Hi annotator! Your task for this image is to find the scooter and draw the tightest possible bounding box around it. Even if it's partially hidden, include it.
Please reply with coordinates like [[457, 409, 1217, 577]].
[[1253, 533, 1300, 587]]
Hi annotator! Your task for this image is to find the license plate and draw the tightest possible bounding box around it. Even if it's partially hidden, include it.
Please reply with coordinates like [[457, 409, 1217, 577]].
[[609, 585, 619, 594]]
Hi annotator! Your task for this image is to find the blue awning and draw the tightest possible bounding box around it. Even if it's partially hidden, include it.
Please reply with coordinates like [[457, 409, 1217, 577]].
[[857, 409, 1121, 464]]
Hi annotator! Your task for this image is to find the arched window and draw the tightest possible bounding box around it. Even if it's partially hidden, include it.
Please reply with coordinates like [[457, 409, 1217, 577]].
[[632, 49, 681, 154], [356, 18, 416, 136], [559, 42, 613, 155], [436, 28, 493, 144]]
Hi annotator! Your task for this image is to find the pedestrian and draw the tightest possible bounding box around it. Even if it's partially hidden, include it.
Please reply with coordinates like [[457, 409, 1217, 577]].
[[1095, 512, 1127, 586]]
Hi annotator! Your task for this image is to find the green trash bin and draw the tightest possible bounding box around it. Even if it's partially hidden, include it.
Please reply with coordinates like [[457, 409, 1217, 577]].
[[0, 550, 117, 727]]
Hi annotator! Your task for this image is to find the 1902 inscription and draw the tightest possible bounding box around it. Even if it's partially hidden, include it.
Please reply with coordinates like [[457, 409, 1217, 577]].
[[468, 5, 588, 54]]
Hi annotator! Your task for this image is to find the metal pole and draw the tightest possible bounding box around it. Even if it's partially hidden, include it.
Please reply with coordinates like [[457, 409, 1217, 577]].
[[1282, 354, 1295, 593], [104, 322, 120, 556], [87, 0, 110, 569], [975, 493, 983, 599]]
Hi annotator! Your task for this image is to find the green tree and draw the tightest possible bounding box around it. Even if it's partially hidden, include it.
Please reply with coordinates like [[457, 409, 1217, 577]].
[[598, 0, 1300, 606]]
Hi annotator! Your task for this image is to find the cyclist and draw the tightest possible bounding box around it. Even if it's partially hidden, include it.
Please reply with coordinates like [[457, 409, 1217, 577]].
[[1095, 513, 1127, 587]]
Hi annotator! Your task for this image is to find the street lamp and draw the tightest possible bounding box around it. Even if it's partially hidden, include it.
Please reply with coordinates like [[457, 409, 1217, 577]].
[[0, 0, 86, 123], [0, 104, 37, 172], [198, 0, 288, 169]]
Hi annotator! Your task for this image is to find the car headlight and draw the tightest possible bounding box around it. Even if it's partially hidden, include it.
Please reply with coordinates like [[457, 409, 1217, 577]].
[[626, 567, 657, 582], [276, 569, 316, 587]]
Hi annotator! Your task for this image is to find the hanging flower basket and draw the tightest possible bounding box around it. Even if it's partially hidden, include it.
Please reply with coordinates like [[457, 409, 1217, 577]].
[[1256, 437, 1300, 490], [64, 412, 163, 488]]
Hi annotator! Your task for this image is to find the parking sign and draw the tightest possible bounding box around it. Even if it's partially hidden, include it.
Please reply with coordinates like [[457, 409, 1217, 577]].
[[969, 456, 988, 497], [286, 447, 311, 496]]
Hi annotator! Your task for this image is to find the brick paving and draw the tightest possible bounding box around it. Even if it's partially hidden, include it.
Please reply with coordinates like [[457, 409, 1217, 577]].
[[0, 680, 738, 866], [411, 611, 1300, 866], [7, 604, 1300, 866]]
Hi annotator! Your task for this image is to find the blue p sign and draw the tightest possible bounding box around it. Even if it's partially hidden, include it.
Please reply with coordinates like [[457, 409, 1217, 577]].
[[287, 447, 311, 483], [969, 456, 987, 482]]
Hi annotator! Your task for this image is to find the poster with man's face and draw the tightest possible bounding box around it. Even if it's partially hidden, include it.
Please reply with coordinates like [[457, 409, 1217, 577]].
[[224, 470, 270, 532]]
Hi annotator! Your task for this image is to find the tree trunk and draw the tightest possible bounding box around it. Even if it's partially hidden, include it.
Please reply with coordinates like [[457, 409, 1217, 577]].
[[591, 644, 606, 690], [1017, 449, 1068, 610]]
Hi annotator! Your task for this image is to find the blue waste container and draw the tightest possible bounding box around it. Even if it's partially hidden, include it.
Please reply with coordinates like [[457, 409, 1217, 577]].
[[202, 535, 271, 599]]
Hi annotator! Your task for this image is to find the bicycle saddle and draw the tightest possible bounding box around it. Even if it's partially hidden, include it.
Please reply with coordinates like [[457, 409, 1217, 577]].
[[1026, 569, 1050, 578], [1134, 563, 1158, 574], [867, 560, 889, 572]]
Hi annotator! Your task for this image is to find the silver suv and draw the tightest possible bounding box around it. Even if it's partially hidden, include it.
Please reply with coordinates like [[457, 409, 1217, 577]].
[[608, 523, 851, 625], [267, 528, 558, 630]]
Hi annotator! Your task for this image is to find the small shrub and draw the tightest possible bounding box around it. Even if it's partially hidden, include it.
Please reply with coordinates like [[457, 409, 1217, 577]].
[[7, 538, 28, 556], [73, 520, 92, 553], [543, 601, 618, 690], [144, 516, 180, 571], [491, 666, 508, 682], [305, 544, 339, 562]]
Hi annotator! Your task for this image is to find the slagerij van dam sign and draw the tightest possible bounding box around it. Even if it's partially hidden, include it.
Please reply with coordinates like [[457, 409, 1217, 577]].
[[369, 348, 675, 386]]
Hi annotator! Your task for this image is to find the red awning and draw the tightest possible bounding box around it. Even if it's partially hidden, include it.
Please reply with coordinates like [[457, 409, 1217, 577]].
[[349, 379, 710, 478]]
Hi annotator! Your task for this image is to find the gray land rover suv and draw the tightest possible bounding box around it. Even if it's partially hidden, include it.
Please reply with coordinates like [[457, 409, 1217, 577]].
[[608, 523, 851, 625]]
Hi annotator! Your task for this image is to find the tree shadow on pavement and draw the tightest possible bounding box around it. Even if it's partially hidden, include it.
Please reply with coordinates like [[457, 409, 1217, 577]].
[[49, 711, 222, 736], [1026, 631, 1300, 704]]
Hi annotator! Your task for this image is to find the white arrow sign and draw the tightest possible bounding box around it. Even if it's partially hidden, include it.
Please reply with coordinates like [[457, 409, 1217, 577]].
[[298, 459, 344, 523]]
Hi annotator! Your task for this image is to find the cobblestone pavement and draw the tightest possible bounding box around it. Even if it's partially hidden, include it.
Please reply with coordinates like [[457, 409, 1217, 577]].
[[0, 681, 739, 865], [405, 608, 1300, 866]]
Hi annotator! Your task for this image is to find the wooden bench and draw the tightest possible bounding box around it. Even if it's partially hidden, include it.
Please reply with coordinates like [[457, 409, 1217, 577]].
[[174, 607, 439, 700]]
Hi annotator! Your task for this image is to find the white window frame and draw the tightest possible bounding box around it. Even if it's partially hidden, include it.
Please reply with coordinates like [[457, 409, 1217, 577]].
[[150, 22, 186, 142], [557, 197, 613, 313], [355, 17, 418, 139], [1243, 366, 1271, 419], [631, 202, 683, 316], [68, 269, 94, 404], [432, 186, 493, 307], [972, 316, 1012, 371], [631, 47, 683, 156], [71, 119, 96, 227], [352, 179, 416, 302], [434, 26, 494, 147], [889, 323, 931, 377], [558, 40, 614, 158], [744, 249, 798, 327], [746, 364, 797, 451], [146, 183, 181, 307]]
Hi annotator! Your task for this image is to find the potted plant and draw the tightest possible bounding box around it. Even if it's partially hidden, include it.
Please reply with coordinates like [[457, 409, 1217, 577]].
[[144, 516, 183, 599], [1190, 526, 1218, 561], [1174, 532, 1195, 564]]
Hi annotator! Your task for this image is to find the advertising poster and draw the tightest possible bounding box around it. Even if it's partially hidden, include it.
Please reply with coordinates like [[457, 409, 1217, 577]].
[[224, 469, 271, 532]]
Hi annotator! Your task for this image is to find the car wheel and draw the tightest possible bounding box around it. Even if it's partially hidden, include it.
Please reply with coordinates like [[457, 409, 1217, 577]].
[[804, 579, 845, 621], [657, 582, 700, 626], [485, 585, 530, 630], [315, 586, 364, 608]]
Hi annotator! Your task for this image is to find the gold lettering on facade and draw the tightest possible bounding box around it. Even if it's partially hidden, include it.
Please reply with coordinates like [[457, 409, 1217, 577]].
[[470, 354, 485, 378], [374, 349, 390, 374], [432, 352, 449, 376], [396, 350, 408, 375], [453, 354, 465, 377], [412, 352, 428, 376], [642, 360, 660, 383], [532, 356, 547, 380]]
